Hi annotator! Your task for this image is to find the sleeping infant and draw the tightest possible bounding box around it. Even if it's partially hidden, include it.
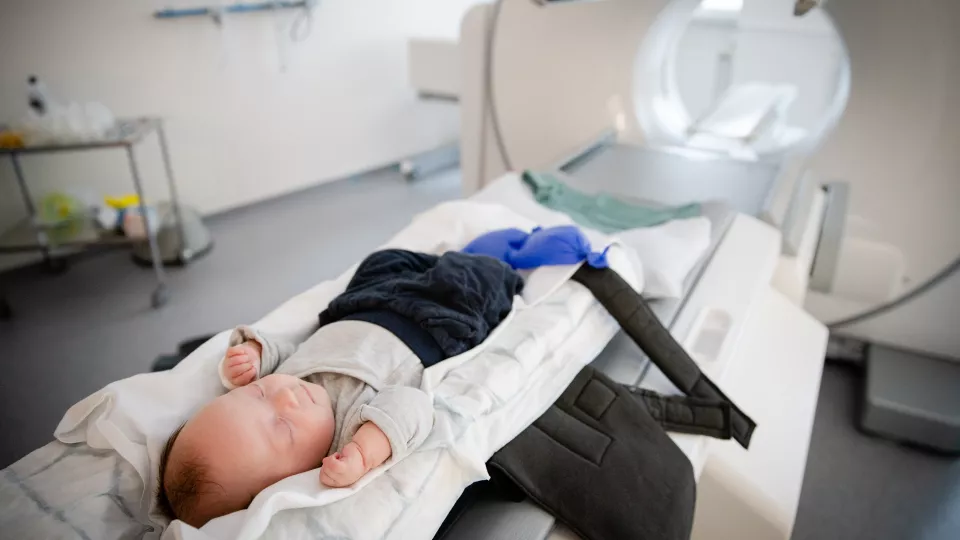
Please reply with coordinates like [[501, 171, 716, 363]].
[[157, 249, 523, 528]]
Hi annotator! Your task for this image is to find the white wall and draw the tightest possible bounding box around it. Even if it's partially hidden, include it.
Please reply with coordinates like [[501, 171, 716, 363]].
[[812, 0, 960, 358], [814, 0, 960, 290], [0, 0, 478, 268]]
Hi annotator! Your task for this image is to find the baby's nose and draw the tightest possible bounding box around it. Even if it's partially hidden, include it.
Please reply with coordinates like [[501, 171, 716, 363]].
[[272, 387, 300, 409]]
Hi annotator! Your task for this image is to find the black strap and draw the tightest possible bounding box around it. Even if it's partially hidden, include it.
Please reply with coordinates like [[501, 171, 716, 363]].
[[628, 388, 733, 440], [572, 265, 756, 448]]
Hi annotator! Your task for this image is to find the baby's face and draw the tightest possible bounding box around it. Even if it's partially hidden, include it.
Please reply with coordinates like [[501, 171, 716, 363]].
[[170, 374, 335, 524]]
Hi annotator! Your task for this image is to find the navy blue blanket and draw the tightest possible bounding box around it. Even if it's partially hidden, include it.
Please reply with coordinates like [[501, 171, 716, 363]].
[[319, 249, 524, 363]]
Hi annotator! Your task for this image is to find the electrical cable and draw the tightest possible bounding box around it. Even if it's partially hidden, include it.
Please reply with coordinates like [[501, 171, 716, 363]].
[[479, 0, 515, 185], [828, 253, 960, 329]]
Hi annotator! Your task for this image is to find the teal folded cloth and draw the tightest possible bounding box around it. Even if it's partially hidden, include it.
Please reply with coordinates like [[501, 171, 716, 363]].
[[522, 170, 701, 233]]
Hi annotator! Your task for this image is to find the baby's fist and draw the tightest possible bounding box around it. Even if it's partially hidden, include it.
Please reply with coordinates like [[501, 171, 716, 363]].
[[320, 443, 367, 488], [224, 341, 262, 387]]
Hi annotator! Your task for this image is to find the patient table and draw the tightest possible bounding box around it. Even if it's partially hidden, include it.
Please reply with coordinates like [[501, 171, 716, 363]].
[[443, 142, 829, 540]]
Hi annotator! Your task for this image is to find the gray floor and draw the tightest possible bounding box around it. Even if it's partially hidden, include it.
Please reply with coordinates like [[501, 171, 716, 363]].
[[792, 363, 960, 540], [1, 168, 957, 539]]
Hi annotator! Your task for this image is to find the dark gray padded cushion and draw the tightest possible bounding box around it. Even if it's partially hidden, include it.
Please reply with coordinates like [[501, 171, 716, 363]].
[[487, 366, 697, 540]]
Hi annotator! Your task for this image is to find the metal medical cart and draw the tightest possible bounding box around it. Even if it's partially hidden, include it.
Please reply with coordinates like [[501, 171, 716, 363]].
[[0, 118, 186, 309]]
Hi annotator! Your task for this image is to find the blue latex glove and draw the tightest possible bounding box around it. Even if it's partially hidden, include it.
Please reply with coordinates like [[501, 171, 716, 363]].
[[463, 225, 609, 270], [462, 227, 530, 263]]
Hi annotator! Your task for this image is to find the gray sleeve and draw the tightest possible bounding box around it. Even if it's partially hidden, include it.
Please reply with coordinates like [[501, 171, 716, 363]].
[[218, 325, 298, 389], [359, 386, 435, 461]]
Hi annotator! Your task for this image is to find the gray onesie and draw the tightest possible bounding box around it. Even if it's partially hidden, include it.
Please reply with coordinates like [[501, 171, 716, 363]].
[[217, 321, 435, 462]]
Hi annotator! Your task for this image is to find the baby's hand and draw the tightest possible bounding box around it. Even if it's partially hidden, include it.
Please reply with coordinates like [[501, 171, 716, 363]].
[[224, 341, 262, 387], [319, 442, 367, 488]]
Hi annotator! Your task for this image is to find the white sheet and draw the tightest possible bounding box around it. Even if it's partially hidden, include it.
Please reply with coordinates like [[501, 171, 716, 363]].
[[1, 200, 641, 540]]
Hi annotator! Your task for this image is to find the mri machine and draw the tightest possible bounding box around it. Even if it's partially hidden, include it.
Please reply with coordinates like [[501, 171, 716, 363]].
[[408, 0, 960, 538]]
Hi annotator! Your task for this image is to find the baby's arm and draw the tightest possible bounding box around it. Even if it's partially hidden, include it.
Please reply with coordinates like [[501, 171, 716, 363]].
[[319, 386, 434, 487], [218, 326, 298, 389]]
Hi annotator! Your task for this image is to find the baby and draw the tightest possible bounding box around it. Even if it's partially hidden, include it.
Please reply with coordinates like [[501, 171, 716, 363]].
[[156, 249, 523, 528]]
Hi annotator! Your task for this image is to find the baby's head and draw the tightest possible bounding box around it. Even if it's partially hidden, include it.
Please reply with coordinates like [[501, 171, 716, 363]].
[[157, 374, 335, 527]]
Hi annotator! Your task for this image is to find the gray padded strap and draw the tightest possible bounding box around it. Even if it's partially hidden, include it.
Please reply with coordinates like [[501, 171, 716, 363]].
[[628, 388, 733, 440], [572, 265, 755, 448]]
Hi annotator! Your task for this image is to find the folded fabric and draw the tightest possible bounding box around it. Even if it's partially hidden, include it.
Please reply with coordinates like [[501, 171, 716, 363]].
[[522, 170, 701, 233], [463, 225, 610, 270]]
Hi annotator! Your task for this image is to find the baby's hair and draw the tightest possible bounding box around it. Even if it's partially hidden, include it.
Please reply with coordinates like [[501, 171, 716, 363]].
[[156, 423, 219, 526]]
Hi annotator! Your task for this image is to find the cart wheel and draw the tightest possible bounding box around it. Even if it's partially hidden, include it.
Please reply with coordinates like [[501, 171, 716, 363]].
[[151, 285, 170, 309]]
